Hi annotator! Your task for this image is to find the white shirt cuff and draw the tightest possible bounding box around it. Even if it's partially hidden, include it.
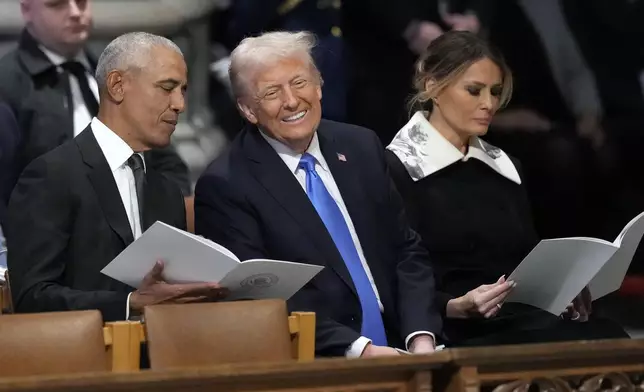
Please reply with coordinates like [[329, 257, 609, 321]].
[[405, 331, 436, 351], [345, 336, 372, 358], [125, 292, 132, 320]]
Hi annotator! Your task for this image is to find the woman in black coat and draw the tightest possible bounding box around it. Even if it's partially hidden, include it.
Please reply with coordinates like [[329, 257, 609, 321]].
[[386, 31, 627, 346]]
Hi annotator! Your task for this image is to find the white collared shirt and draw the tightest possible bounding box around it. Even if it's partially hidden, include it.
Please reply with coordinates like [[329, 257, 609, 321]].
[[91, 117, 145, 320], [261, 131, 434, 357], [387, 112, 522, 184], [91, 117, 145, 240], [40, 46, 99, 137]]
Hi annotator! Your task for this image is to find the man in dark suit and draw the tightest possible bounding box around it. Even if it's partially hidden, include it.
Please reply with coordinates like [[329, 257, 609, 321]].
[[0, 0, 190, 197], [0, 102, 20, 225], [195, 31, 442, 357], [6, 32, 226, 321]]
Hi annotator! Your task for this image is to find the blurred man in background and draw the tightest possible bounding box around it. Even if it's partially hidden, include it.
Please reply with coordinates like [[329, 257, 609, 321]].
[[0, 0, 191, 198]]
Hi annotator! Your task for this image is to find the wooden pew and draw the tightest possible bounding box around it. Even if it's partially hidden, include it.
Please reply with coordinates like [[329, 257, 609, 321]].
[[103, 311, 316, 372], [0, 353, 451, 392], [0, 271, 11, 314], [437, 339, 644, 392], [0, 339, 642, 392]]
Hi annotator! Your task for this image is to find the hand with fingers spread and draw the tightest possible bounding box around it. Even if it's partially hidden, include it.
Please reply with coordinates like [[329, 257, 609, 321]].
[[446, 276, 516, 319], [561, 286, 592, 322], [129, 260, 229, 313]]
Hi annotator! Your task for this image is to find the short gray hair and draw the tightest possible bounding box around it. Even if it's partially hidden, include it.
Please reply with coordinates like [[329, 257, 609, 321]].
[[229, 31, 319, 98], [95, 32, 183, 90]]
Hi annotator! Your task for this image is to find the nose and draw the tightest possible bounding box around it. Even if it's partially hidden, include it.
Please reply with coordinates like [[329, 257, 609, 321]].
[[68, 0, 81, 17], [170, 90, 186, 114], [480, 90, 493, 111], [281, 86, 299, 110]]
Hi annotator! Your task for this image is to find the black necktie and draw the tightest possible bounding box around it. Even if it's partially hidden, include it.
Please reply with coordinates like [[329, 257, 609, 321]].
[[127, 154, 146, 226], [61, 61, 99, 117]]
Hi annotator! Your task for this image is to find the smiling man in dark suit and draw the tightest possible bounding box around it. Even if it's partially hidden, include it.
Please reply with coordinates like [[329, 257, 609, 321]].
[[6, 32, 226, 321], [195, 31, 442, 357]]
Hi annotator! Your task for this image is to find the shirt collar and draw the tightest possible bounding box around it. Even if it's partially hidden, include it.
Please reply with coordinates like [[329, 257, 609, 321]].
[[90, 117, 146, 173], [259, 129, 329, 174], [39, 44, 91, 70], [386, 111, 521, 184]]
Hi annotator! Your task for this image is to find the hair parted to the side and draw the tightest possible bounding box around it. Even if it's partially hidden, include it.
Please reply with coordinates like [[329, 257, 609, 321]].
[[95, 32, 183, 91], [229, 31, 321, 99], [408, 31, 513, 115]]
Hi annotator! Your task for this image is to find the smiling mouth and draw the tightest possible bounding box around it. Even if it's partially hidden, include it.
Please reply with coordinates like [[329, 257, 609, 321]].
[[281, 110, 307, 123]]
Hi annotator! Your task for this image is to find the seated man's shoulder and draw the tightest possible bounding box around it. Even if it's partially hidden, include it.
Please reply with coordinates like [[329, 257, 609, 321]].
[[319, 119, 384, 163], [22, 138, 80, 178], [320, 119, 379, 143]]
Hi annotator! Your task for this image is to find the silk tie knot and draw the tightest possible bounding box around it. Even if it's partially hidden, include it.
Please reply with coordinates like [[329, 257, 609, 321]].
[[298, 153, 317, 175]]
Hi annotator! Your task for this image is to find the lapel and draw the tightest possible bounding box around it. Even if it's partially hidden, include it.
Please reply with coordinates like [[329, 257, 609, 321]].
[[318, 125, 386, 293], [75, 127, 134, 246], [141, 170, 169, 231], [242, 125, 358, 296]]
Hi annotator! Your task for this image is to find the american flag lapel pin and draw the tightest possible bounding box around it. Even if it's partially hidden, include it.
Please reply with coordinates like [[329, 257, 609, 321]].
[[337, 153, 347, 162]]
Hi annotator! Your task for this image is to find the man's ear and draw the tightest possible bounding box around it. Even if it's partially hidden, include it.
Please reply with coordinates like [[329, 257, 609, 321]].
[[20, 0, 32, 23], [237, 100, 258, 124], [106, 70, 125, 103]]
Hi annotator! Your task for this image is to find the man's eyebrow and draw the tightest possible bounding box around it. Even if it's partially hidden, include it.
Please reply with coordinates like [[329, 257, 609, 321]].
[[157, 78, 181, 85], [157, 79, 188, 91]]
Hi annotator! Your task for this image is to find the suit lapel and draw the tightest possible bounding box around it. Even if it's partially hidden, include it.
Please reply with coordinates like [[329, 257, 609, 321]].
[[319, 128, 386, 289], [76, 127, 134, 245], [242, 126, 357, 296], [141, 171, 168, 231]]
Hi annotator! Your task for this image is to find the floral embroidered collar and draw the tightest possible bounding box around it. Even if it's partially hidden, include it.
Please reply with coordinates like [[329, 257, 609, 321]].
[[386, 111, 521, 184]]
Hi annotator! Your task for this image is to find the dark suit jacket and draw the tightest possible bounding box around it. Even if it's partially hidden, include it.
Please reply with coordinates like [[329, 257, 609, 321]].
[[5, 127, 186, 321], [194, 120, 442, 356], [0, 30, 191, 196], [0, 102, 19, 225]]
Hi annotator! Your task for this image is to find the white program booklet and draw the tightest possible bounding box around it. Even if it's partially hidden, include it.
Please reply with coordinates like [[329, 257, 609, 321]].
[[101, 221, 324, 301], [505, 211, 644, 315]]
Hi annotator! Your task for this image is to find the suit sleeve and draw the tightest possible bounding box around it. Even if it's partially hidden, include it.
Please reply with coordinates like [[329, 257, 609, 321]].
[[6, 157, 128, 321], [194, 172, 362, 356], [372, 133, 443, 338], [145, 145, 191, 196]]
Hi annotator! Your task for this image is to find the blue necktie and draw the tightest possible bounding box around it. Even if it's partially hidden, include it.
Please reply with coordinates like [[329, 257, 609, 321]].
[[299, 153, 388, 346]]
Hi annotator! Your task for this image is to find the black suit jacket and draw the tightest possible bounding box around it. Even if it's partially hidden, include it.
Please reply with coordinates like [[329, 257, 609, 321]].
[[194, 120, 442, 356], [0, 102, 19, 225], [0, 30, 190, 196], [5, 127, 186, 321]]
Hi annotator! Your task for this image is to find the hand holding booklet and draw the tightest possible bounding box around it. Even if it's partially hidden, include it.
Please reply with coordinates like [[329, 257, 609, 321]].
[[101, 222, 324, 301], [505, 211, 644, 315]]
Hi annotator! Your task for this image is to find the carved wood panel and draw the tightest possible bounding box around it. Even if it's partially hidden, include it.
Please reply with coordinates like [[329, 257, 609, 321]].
[[488, 373, 644, 392]]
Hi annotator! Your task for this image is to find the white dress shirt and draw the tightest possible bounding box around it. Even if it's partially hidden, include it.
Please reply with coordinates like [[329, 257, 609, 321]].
[[40, 46, 99, 137], [261, 131, 434, 357], [91, 117, 145, 319]]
